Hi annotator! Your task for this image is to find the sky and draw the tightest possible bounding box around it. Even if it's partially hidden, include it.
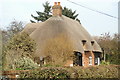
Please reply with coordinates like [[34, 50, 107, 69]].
[[118, 1, 120, 34], [0, 0, 119, 36]]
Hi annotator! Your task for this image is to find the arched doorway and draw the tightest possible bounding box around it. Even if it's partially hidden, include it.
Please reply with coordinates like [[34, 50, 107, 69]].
[[73, 51, 82, 66]]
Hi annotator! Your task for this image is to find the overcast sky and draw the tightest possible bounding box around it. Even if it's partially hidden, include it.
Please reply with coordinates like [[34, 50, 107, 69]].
[[0, 0, 119, 36]]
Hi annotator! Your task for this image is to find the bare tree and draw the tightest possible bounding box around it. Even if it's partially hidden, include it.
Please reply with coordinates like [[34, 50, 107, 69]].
[[93, 33, 119, 64]]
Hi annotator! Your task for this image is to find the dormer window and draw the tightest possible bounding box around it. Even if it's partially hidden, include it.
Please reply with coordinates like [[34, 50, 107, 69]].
[[82, 40, 86, 46], [91, 41, 94, 46]]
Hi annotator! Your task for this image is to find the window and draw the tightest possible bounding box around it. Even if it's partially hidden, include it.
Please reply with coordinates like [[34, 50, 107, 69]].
[[95, 58, 98, 65], [89, 56, 92, 65], [97, 57, 100, 65], [82, 40, 86, 46], [91, 41, 94, 46], [95, 57, 100, 65]]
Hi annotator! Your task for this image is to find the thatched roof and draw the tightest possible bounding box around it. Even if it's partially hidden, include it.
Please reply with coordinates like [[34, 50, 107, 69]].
[[22, 22, 44, 35], [22, 15, 102, 57]]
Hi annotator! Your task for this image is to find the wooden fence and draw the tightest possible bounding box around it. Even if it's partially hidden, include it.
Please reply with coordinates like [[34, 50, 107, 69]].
[[0, 70, 30, 79]]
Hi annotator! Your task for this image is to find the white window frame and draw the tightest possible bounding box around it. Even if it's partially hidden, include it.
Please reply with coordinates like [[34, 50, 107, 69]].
[[89, 56, 92, 65], [95, 58, 98, 64], [97, 57, 100, 65]]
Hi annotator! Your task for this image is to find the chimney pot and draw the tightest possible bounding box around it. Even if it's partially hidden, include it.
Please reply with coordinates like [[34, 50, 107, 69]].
[[58, 2, 60, 5], [54, 2, 57, 5], [52, 2, 62, 16]]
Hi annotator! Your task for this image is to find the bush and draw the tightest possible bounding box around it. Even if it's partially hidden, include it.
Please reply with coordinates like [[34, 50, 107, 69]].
[[15, 57, 39, 70], [77, 65, 119, 78], [42, 64, 61, 67], [107, 53, 120, 65], [101, 60, 110, 65], [19, 65, 119, 79], [19, 67, 70, 79], [96, 33, 120, 65], [6, 32, 36, 53], [3, 32, 36, 70]]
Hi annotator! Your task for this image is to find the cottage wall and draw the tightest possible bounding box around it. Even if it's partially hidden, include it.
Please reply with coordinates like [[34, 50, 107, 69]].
[[83, 51, 95, 67]]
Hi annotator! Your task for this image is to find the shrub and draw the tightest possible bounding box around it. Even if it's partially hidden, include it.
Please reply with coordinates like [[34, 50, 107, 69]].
[[77, 65, 119, 78], [3, 32, 36, 70], [19, 67, 70, 79], [6, 32, 36, 53], [18, 65, 119, 79], [101, 60, 110, 65], [15, 57, 39, 70]]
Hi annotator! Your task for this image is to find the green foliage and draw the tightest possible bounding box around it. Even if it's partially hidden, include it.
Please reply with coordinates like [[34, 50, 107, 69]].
[[3, 32, 36, 70], [42, 64, 61, 67], [6, 32, 36, 53], [101, 60, 110, 65], [15, 57, 38, 70], [30, 1, 80, 23], [96, 33, 120, 65], [62, 7, 80, 22], [31, 1, 52, 22], [77, 65, 118, 78], [106, 53, 120, 65], [3, 50, 38, 70], [19, 65, 119, 79], [19, 68, 70, 79]]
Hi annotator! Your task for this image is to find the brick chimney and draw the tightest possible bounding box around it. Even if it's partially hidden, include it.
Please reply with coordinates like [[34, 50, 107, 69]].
[[52, 2, 62, 16]]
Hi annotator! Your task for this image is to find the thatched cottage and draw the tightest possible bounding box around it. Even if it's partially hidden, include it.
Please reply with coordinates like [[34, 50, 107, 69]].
[[22, 2, 102, 67]]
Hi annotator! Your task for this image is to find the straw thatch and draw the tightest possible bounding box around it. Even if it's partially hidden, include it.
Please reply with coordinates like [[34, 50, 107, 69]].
[[22, 22, 44, 35], [22, 15, 102, 57]]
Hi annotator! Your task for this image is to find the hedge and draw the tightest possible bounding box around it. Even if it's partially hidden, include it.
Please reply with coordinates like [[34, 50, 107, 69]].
[[18, 65, 119, 79], [19, 67, 70, 79]]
